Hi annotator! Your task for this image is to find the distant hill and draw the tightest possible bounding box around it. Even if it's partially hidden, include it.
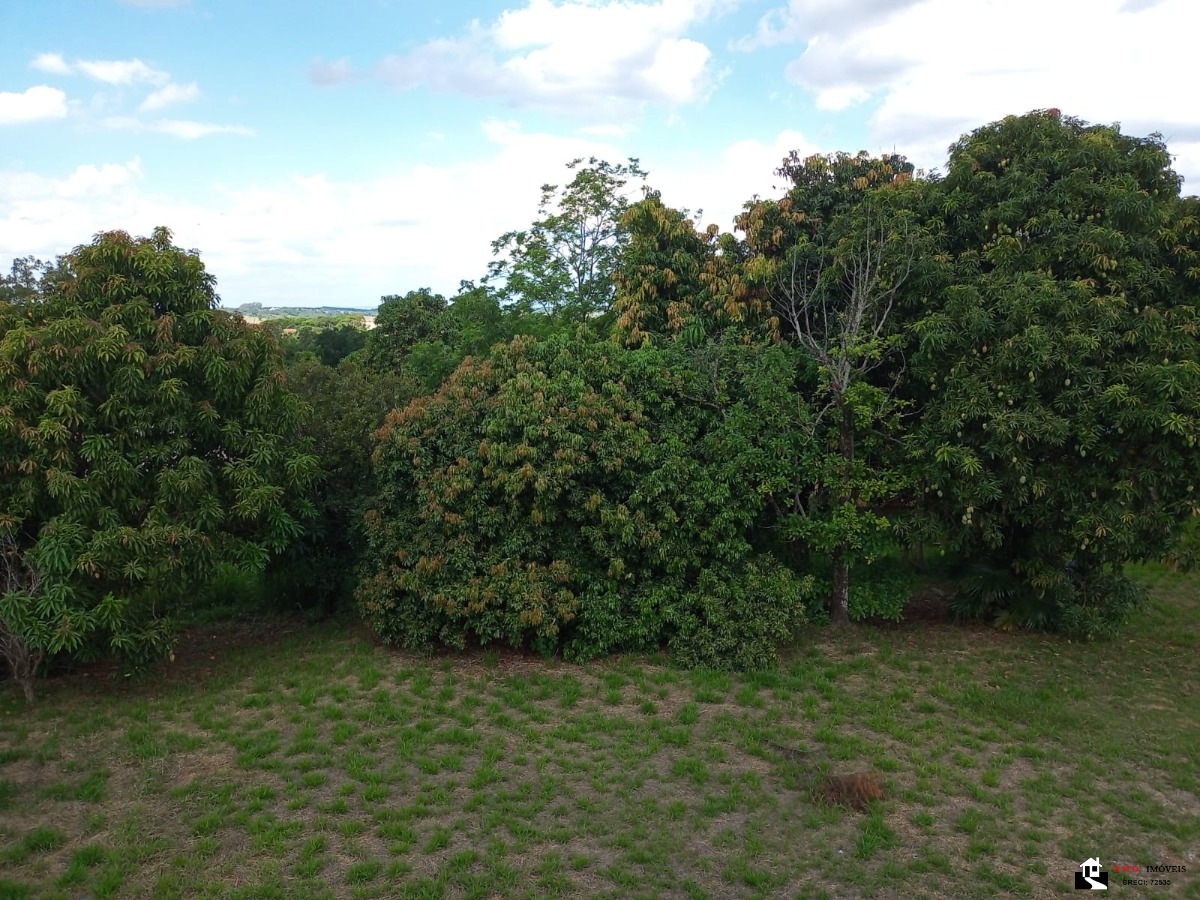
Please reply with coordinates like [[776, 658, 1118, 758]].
[[231, 303, 378, 319]]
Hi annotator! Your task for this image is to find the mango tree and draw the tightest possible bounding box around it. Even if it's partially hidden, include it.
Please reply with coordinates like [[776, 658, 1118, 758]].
[[906, 111, 1200, 636], [0, 228, 319, 698]]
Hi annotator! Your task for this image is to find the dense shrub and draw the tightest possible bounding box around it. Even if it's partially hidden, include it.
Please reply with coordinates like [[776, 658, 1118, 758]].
[[948, 558, 1145, 640], [357, 331, 814, 668]]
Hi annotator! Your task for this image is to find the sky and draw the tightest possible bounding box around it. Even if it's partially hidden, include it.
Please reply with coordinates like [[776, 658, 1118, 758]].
[[1, 0, 1197, 309]]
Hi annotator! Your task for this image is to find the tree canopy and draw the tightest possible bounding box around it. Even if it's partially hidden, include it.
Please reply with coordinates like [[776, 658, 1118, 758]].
[[899, 111, 1200, 634], [0, 228, 320, 696], [488, 157, 648, 324], [4, 110, 1198, 697]]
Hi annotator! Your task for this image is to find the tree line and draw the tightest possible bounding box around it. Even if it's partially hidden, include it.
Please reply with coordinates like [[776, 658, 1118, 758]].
[[2, 110, 1198, 699]]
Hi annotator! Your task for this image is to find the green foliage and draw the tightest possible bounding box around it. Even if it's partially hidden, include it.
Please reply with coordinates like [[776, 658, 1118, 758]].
[[614, 191, 768, 347], [488, 158, 648, 323], [948, 560, 1045, 629], [739, 155, 937, 624], [805, 557, 916, 623], [1054, 569, 1146, 641], [277, 357, 418, 613], [363, 281, 584, 396], [949, 559, 1145, 641], [0, 228, 320, 691], [847, 557, 917, 622], [0, 257, 55, 304], [188, 563, 267, 624], [1167, 518, 1200, 572], [666, 557, 817, 671], [358, 331, 812, 668], [279, 323, 368, 367], [363, 288, 451, 378], [906, 110, 1200, 631]]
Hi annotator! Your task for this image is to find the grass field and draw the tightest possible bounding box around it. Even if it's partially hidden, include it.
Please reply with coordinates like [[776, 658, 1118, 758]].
[[0, 567, 1196, 898]]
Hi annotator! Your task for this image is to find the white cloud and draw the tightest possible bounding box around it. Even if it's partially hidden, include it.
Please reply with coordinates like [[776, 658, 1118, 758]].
[[785, 35, 913, 111], [0, 160, 146, 263], [30, 53, 73, 75], [742, 0, 1200, 183], [153, 119, 252, 139], [734, 0, 923, 49], [3, 124, 607, 303], [28, 54, 171, 87], [139, 81, 201, 111], [0, 122, 823, 309], [375, 0, 735, 118], [651, 128, 819, 228], [578, 123, 636, 138], [76, 58, 169, 86], [102, 116, 254, 139], [0, 86, 68, 125]]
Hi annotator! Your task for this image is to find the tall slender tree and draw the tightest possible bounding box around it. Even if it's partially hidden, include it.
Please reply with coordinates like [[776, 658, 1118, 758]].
[[488, 157, 648, 323]]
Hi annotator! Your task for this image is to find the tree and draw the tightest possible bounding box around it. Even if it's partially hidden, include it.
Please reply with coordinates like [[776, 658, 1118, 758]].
[[281, 323, 368, 368], [0, 257, 55, 303], [736, 153, 938, 626], [613, 191, 769, 347], [488, 157, 648, 323], [441, 281, 518, 358], [0, 228, 320, 698], [357, 332, 817, 669], [906, 110, 1200, 636], [364, 289, 449, 370], [362, 287, 460, 392]]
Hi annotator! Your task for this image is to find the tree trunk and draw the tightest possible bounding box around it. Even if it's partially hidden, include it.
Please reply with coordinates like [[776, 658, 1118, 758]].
[[830, 401, 855, 628], [830, 549, 851, 627], [908, 540, 925, 570], [1, 633, 42, 703]]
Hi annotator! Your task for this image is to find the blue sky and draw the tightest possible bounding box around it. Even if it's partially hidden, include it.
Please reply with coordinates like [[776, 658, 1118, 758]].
[[2, 0, 1197, 308]]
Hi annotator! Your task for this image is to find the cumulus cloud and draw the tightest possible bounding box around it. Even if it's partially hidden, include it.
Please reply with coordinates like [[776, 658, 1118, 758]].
[[374, 0, 734, 118], [785, 37, 913, 111], [649, 128, 819, 228], [0, 160, 145, 262], [0, 86, 69, 125], [739, 0, 1200, 182], [21, 160, 143, 198], [139, 81, 201, 111], [0, 123, 620, 304], [734, 0, 924, 49]]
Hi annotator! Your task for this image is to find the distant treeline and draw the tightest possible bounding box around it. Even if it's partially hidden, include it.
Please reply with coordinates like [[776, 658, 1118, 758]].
[[233, 302, 377, 319]]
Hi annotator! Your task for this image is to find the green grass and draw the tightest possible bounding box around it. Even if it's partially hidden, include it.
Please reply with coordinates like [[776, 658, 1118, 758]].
[[0, 567, 1196, 898]]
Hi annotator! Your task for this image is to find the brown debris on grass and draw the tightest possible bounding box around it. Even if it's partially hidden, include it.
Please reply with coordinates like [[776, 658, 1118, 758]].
[[819, 771, 887, 812]]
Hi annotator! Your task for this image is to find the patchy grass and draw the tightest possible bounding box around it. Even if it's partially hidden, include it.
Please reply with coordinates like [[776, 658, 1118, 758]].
[[0, 568, 1196, 898]]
